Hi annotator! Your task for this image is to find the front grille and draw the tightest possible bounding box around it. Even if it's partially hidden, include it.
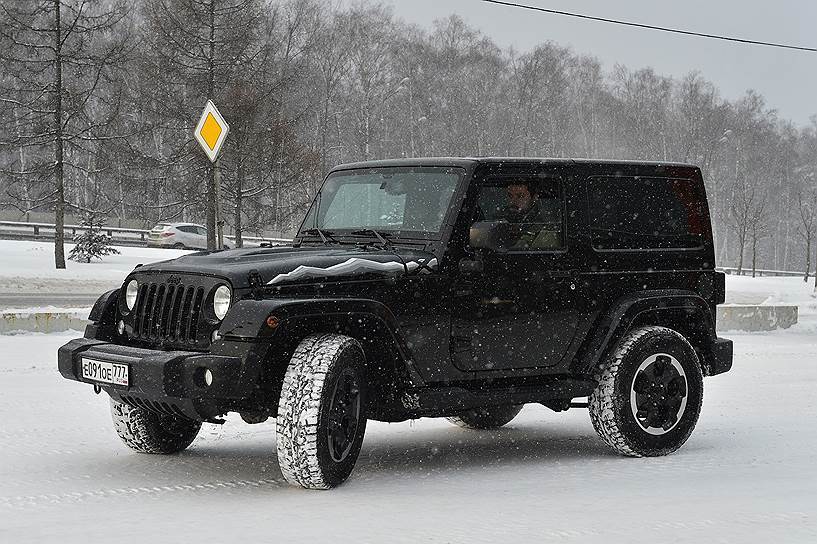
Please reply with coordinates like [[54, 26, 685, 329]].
[[132, 281, 205, 346]]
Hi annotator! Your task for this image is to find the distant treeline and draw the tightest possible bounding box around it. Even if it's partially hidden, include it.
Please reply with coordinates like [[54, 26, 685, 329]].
[[1, 0, 816, 274]]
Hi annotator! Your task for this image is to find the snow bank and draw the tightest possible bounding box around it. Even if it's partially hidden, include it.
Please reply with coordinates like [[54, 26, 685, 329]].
[[0, 239, 189, 282], [725, 274, 817, 309]]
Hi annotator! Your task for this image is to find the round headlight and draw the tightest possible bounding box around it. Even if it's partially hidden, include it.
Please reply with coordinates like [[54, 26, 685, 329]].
[[125, 280, 138, 311], [213, 285, 231, 320]]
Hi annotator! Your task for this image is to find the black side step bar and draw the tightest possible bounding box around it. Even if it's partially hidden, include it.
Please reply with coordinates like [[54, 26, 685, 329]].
[[401, 377, 595, 418]]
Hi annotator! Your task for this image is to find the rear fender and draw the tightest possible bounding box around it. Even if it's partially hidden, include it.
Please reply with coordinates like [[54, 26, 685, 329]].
[[573, 290, 716, 376]]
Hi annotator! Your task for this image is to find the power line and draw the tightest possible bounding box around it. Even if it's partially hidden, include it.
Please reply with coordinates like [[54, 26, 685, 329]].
[[479, 0, 817, 53]]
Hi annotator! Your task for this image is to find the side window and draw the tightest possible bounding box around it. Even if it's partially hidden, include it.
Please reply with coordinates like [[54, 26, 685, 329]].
[[588, 177, 705, 250], [197, 227, 208, 237], [176, 226, 193, 234], [473, 177, 565, 251]]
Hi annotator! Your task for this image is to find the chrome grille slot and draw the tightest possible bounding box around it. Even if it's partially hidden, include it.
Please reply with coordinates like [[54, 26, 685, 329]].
[[188, 287, 204, 341], [131, 278, 210, 347]]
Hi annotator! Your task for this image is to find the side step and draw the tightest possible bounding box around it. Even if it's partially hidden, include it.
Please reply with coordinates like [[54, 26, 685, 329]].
[[400, 377, 596, 418]]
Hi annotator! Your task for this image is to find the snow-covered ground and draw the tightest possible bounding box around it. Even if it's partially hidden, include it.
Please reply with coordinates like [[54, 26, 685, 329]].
[[1, 241, 816, 541], [0, 239, 187, 282], [1, 323, 815, 543], [0, 240, 189, 310]]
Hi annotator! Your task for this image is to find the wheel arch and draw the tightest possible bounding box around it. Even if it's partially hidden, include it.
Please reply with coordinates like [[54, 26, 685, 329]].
[[573, 290, 717, 376], [220, 297, 420, 421], [85, 288, 120, 341]]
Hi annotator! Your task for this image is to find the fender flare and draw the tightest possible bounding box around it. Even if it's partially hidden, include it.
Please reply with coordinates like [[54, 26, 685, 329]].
[[219, 297, 424, 385], [572, 290, 715, 375], [85, 288, 120, 341]]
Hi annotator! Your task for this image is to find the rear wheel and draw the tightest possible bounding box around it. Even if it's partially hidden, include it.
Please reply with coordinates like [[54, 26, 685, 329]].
[[589, 326, 703, 457], [110, 398, 201, 454], [276, 334, 367, 490], [172, 243, 185, 249], [447, 404, 523, 429]]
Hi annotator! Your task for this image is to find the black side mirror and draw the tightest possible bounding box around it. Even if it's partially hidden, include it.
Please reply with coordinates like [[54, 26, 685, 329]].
[[469, 221, 513, 252]]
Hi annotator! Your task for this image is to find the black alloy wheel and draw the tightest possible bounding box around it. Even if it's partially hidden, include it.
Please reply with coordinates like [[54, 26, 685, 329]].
[[630, 353, 688, 435], [327, 368, 363, 462]]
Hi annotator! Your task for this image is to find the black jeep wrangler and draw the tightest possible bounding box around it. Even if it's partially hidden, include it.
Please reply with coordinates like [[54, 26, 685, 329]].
[[59, 158, 732, 489]]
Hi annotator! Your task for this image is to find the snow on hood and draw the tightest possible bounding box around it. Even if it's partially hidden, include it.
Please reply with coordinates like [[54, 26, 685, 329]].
[[266, 256, 437, 285], [133, 244, 439, 288]]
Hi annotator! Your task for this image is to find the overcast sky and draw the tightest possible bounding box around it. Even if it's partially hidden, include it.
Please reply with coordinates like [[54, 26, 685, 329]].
[[364, 0, 816, 126]]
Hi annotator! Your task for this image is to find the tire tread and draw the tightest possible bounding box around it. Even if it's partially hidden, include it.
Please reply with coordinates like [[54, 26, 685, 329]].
[[276, 333, 361, 490], [110, 398, 200, 454]]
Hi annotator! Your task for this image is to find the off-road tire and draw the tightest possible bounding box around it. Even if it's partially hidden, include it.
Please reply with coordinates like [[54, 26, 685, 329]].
[[276, 334, 368, 490], [589, 326, 703, 457], [446, 404, 524, 429], [110, 398, 201, 454]]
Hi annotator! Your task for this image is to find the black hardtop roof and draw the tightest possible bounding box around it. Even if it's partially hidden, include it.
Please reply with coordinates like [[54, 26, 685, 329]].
[[330, 157, 699, 172]]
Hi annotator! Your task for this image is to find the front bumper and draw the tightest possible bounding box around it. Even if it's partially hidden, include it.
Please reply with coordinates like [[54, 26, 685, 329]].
[[58, 338, 263, 421]]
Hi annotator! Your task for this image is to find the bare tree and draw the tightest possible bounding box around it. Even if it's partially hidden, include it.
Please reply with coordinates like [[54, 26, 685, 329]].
[[728, 179, 769, 275], [0, 0, 131, 268], [3, 0, 817, 267], [795, 187, 816, 281], [141, 0, 266, 248], [748, 191, 769, 278]]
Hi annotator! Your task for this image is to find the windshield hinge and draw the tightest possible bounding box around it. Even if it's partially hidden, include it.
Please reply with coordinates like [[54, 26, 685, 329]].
[[248, 269, 264, 299]]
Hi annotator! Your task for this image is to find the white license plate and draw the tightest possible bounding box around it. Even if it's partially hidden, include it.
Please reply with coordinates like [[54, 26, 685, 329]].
[[81, 358, 129, 386]]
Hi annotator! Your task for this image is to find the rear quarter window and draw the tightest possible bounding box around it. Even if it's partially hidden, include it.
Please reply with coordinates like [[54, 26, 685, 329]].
[[588, 176, 707, 251]]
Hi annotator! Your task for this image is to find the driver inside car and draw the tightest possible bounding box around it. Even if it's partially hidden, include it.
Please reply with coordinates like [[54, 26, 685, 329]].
[[501, 181, 561, 249]]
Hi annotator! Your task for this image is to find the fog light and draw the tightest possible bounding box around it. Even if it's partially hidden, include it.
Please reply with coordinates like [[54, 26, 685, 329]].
[[203, 369, 213, 387], [211, 330, 222, 343], [117, 320, 125, 335]]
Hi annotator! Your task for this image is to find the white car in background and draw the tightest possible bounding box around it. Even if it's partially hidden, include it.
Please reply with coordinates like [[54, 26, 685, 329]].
[[147, 222, 234, 250]]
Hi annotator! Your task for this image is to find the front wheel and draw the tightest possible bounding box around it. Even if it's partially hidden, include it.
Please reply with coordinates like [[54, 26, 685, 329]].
[[589, 326, 703, 457], [276, 334, 367, 490], [110, 398, 201, 454]]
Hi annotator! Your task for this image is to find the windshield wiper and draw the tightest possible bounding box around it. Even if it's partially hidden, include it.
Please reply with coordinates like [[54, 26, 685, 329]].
[[301, 228, 341, 245], [350, 228, 393, 249]]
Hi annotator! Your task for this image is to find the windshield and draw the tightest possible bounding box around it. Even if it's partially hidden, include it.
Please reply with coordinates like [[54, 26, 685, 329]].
[[300, 166, 464, 238]]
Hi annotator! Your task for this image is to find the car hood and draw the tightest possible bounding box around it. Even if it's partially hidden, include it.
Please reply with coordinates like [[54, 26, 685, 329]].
[[134, 244, 439, 288]]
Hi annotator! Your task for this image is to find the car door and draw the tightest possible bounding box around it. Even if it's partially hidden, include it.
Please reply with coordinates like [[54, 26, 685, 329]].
[[191, 227, 207, 249], [451, 167, 583, 372]]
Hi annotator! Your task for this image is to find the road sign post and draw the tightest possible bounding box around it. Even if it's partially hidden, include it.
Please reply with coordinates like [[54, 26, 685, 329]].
[[214, 158, 224, 249], [194, 100, 230, 250]]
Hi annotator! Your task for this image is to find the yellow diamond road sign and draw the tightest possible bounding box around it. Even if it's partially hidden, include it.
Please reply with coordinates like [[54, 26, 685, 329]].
[[194, 100, 229, 162]]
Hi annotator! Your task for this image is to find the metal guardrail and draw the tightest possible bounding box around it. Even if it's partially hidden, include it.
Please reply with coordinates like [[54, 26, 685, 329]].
[[0, 220, 291, 248], [716, 266, 805, 278]]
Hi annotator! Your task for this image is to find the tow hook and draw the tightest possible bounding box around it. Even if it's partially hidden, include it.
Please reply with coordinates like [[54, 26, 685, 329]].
[[93, 384, 102, 394]]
